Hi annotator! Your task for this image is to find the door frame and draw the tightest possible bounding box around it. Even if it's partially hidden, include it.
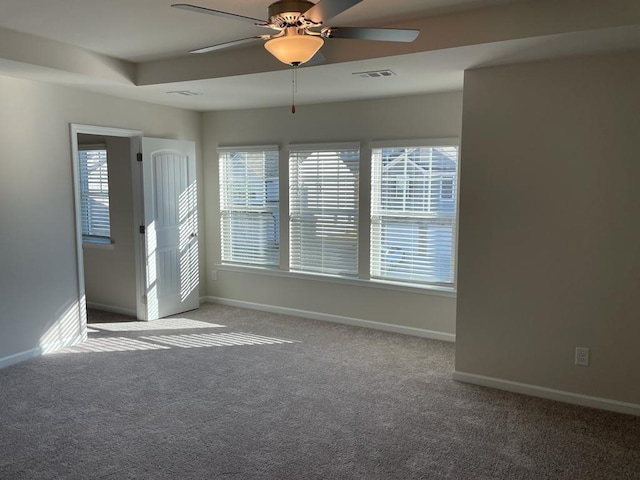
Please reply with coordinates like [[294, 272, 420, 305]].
[[70, 124, 146, 328]]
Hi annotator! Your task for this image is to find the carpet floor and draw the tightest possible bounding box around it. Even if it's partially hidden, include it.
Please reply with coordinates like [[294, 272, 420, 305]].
[[0, 304, 638, 479]]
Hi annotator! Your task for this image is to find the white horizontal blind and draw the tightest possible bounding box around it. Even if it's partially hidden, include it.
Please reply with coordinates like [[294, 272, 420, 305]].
[[371, 145, 458, 286], [219, 148, 279, 266], [289, 146, 359, 276], [78, 146, 111, 240]]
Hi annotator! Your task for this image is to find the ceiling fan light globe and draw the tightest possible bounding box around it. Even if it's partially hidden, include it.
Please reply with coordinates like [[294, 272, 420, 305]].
[[264, 35, 324, 66]]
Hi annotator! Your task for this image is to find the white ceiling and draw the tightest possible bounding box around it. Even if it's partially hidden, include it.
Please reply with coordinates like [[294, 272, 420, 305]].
[[1, 0, 639, 111]]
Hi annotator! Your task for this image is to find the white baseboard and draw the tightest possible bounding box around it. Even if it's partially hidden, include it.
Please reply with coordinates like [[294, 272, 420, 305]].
[[86, 302, 136, 317], [453, 371, 640, 417], [202, 296, 455, 343], [0, 347, 44, 369], [0, 333, 84, 370]]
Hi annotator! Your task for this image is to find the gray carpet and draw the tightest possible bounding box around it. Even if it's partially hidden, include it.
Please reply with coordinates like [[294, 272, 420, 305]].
[[1, 304, 639, 479]]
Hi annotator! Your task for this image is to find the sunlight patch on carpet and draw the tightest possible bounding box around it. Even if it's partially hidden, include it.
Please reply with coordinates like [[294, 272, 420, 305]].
[[141, 332, 298, 349], [50, 331, 299, 354], [89, 318, 224, 332], [56, 337, 171, 353]]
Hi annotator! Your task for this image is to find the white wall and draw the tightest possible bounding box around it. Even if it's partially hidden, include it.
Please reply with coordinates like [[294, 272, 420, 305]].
[[79, 135, 137, 315], [0, 75, 202, 366], [203, 92, 462, 338], [455, 51, 640, 406]]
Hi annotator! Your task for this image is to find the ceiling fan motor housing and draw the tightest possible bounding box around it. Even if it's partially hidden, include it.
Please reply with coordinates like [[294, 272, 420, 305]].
[[268, 0, 316, 27]]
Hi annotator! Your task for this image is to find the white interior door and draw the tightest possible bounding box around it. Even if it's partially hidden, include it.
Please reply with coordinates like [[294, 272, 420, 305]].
[[141, 138, 198, 320]]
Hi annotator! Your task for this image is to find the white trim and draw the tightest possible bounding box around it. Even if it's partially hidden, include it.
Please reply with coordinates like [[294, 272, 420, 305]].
[[0, 347, 44, 369], [453, 143, 462, 292], [0, 334, 84, 369], [217, 144, 279, 153], [287, 142, 360, 151], [202, 296, 456, 342], [82, 240, 115, 250], [130, 136, 146, 321], [214, 263, 457, 298], [86, 302, 137, 317], [369, 138, 459, 149], [452, 371, 640, 417], [78, 143, 108, 151], [73, 125, 143, 138], [369, 140, 461, 291], [70, 124, 144, 330]]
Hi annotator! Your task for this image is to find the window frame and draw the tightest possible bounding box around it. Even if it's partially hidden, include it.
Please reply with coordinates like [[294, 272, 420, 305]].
[[218, 145, 281, 268], [288, 143, 361, 278], [369, 138, 460, 289], [214, 139, 459, 297], [78, 144, 112, 245]]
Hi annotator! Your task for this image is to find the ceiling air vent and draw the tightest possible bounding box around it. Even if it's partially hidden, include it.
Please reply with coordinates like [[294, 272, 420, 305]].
[[352, 70, 396, 79], [166, 90, 203, 96]]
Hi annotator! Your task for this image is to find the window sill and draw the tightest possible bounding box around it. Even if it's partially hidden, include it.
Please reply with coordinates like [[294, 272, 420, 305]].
[[82, 239, 115, 250], [214, 263, 456, 298]]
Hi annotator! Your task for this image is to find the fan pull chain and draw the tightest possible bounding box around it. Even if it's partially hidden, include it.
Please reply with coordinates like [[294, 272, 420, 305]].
[[291, 65, 298, 114]]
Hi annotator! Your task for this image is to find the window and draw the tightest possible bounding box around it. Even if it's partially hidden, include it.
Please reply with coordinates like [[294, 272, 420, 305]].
[[78, 146, 111, 242], [219, 147, 279, 266], [289, 145, 360, 277], [217, 140, 458, 293], [371, 144, 459, 286]]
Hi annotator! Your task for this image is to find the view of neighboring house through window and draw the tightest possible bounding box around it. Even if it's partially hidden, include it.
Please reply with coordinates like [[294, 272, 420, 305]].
[[78, 146, 111, 243], [219, 147, 280, 266], [370, 144, 459, 286], [289, 145, 360, 277]]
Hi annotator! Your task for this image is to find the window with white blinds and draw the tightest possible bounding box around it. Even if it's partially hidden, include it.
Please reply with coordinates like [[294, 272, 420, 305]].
[[219, 147, 279, 266], [78, 146, 111, 242], [289, 145, 359, 277], [371, 144, 459, 286]]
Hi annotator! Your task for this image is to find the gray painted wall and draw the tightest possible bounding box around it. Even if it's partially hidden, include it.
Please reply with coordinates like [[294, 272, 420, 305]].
[[0, 75, 201, 364], [202, 92, 463, 336], [456, 51, 640, 405]]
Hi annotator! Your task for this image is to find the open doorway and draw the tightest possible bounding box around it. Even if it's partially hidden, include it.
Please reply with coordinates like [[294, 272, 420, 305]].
[[70, 125, 145, 329], [70, 125, 200, 333], [77, 134, 136, 322]]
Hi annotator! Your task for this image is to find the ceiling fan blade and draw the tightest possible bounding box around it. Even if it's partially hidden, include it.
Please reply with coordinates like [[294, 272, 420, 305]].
[[189, 36, 264, 54], [303, 0, 363, 24], [325, 27, 420, 42], [171, 3, 266, 24]]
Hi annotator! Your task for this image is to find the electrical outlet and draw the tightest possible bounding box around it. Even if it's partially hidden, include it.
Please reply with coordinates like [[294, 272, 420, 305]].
[[211, 270, 217, 281], [575, 347, 590, 366]]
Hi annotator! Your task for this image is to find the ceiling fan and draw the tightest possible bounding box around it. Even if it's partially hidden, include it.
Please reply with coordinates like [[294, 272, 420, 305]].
[[171, 0, 420, 66]]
